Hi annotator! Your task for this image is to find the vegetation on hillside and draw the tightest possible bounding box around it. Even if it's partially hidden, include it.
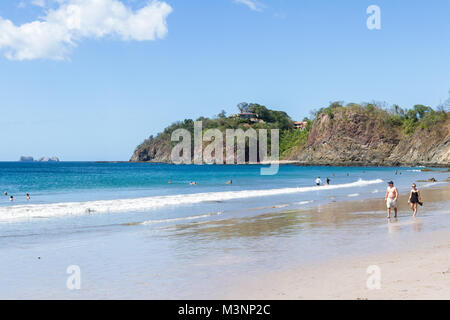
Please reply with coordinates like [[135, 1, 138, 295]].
[[134, 103, 311, 157], [312, 100, 448, 136], [133, 96, 449, 160]]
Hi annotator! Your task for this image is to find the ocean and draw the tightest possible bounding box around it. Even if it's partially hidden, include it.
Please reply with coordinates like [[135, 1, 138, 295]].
[[0, 162, 449, 299]]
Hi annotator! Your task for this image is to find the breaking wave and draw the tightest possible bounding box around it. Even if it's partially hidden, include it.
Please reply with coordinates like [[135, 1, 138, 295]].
[[0, 179, 383, 222]]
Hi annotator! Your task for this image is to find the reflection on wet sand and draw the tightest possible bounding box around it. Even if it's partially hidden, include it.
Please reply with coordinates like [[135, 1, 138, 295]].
[[161, 185, 450, 241], [388, 216, 426, 233], [412, 217, 424, 232], [388, 218, 401, 233]]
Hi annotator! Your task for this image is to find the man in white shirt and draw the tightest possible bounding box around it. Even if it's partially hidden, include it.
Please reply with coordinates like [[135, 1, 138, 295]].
[[315, 177, 322, 186]]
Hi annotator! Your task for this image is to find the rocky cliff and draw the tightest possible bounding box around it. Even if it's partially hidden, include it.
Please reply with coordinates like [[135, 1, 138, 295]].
[[131, 105, 450, 167], [130, 137, 172, 163], [285, 108, 449, 166]]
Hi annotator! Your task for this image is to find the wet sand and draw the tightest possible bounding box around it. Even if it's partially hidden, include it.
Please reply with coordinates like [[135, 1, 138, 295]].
[[2, 182, 449, 299], [218, 184, 450, 300]]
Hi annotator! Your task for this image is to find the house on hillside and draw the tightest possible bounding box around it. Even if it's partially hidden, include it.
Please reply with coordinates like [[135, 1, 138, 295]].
[[238, 112, 260, 123], [293, 121, 308, 130], [229, 112, 265, 123], [239, 112, 257, 119]]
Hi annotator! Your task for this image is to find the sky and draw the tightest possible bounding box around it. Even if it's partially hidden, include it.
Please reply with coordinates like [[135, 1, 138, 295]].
[[0, 0, 449, 161]]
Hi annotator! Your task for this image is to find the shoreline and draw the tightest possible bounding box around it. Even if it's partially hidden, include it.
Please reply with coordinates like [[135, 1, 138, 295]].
[[106, 161, 450, 169], [2, 178, 447, 224], [7, 160, 449, 168]]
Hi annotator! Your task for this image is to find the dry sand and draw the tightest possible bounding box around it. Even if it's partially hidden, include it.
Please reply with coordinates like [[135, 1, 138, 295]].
[[221, 230, 450, 300]]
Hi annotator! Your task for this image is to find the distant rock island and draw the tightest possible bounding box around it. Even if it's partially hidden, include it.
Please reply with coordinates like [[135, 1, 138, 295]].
[[19, 156, 34, 162], [37, 156, 60, 162], [19, 156, 60, 162]]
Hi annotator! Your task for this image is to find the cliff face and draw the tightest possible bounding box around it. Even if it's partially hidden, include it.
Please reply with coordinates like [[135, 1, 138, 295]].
[[387, 119, 450, 165], [131, 107, 450, 167], [130, 137, 172, 162], [285, 108, 450, 166]]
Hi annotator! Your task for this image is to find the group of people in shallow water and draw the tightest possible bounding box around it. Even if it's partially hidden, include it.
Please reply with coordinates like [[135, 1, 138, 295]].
[[384, 181, 423, 219], [3, 192, 30, 202], [313, 177, 423, 219], [315, 177, 331, 186]]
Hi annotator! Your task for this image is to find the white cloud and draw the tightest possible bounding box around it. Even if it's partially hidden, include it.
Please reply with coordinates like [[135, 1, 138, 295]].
[[0, 0, 173, 60], [31, 0, 46, 7], [233, 0, 265, 12]]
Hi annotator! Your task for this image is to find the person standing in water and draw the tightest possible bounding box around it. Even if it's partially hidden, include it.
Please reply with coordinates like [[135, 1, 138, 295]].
[[26, 193, 30, 201], [408, 183, 422, 217], [10, 196, 14, 202], [326, 177, 330, 185], [315, 177, 322, 186], [385, 181, 399, 219]]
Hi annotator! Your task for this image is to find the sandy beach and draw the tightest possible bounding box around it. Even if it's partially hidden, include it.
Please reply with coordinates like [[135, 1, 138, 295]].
[[221, 230, 450, 300], [1, 163, 449, 300], [219, 184, 450, 300]]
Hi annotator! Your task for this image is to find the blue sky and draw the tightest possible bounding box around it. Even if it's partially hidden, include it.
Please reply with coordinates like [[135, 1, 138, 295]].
[[0, 0, 449, 161]]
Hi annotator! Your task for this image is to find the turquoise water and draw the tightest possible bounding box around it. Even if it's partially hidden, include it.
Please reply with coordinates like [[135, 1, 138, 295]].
[[0, 162, 449, 298], [0, 162, 443, 223], [0, 162, 443, 204]]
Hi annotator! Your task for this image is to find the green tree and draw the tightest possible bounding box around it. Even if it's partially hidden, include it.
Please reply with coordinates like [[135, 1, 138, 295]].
[[217, 110, 227, 118]]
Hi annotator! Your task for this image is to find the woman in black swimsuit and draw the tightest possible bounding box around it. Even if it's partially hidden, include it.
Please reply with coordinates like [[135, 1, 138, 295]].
[[408, 183, 422, 217]]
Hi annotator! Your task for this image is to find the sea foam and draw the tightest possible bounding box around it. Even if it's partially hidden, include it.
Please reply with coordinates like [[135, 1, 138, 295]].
[[0, 179, 383, 222]]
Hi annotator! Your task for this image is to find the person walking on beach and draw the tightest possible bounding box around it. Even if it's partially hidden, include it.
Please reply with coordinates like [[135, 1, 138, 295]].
[[315, 177, 322, 186], [385, 181, 398, 219], [408, 183, 422, 217]]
